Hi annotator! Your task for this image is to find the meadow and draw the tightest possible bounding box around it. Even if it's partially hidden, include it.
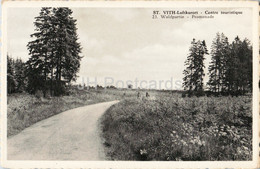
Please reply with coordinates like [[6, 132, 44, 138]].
[[100, 93, 252, 161]]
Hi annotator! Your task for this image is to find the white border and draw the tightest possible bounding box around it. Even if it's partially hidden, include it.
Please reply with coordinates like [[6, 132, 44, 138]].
[[1, 1, 259, 168]]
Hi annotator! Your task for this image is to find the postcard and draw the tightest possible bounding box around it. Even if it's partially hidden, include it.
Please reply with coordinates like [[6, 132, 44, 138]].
[[1, 1, 259, 168]]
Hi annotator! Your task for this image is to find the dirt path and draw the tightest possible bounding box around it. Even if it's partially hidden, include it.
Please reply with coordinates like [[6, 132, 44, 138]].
[[7, 100, 119, 160]]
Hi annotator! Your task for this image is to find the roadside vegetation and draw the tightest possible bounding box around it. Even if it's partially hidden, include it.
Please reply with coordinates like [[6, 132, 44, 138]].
[[7, 88, 133, 137], [100, 94, 252, 161], [7, 86, 171, 137]]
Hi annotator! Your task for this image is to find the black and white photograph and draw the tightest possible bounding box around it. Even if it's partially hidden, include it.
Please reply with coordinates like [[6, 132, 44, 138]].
[[1, 1, 259, 168]]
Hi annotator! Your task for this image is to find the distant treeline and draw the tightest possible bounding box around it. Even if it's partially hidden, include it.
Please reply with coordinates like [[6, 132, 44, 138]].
[[183, 33, 252, 96], [7, 56, 26, 94]]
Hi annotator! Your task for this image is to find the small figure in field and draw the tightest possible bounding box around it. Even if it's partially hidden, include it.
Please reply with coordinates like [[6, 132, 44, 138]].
[[146, 92, 150, 98], [137, 92, 140, 98]]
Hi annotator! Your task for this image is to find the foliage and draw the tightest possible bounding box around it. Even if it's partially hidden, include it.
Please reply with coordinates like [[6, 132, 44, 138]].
[[183, 33, 252, 96], [26, 7, 82, 96], [101, 94, 252, 161], [183, 39, 208, 96], [207, 33, 252, 96], [7, 54, 26, 94], [208, 33, 228, 94], [7, 55, 17, 94]]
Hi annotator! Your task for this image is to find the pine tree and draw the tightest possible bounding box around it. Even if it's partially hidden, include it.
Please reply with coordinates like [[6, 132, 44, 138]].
[[183, 39, 208, 96], [27, 7, 53, 96], [208, 33, 233, 95], [240, 38, 252, 93], [234, 37, 252, 94], [52, 8, 82, 95], [221, 35, 231, 94], [229, 36, 242, 95], [208, 33, 222, 95], [195, 40, 208, 92], [243, 39, 253, 92], [183, 39, 196, 94], [26, 7, 82, 96], [208, 34, 252, 96]]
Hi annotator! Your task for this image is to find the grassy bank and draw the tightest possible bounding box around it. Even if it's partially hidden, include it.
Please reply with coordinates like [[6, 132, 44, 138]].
[[100, 95, 252, 161], [7, 88, 134, 137]]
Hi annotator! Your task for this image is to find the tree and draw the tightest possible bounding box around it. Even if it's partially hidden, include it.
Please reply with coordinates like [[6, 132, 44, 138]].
[[7, 54, 17, 94], [183, 39, 208, 96], [231, 37, 252, 94], [52, 8, 82, 95], [14, 58, 27, 92], [243, 39, 253, 92], [240, 38, 252, 93], [221, 34, 232, 94], [208, 34, 252, 96], [26, 7, 82, 96], [27, 7, 53, 96], [207, 33, 229, 95], [230, 36, 242, 94]]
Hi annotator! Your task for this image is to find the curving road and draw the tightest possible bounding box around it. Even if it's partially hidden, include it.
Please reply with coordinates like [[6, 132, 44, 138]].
[[7, 100, 119, 160]]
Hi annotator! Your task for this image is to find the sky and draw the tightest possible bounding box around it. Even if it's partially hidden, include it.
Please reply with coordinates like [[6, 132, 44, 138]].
[[6, 7, 252, 89]]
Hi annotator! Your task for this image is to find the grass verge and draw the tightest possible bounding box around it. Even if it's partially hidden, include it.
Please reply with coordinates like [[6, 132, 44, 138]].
[[7, 88, 129, 137]]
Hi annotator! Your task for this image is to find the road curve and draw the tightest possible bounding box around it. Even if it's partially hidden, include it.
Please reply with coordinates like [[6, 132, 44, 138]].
[[7, 100, 119, 160]]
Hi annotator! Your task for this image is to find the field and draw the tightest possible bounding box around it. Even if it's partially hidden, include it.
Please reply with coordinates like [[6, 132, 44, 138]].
[[100, 93, 252, 161]]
